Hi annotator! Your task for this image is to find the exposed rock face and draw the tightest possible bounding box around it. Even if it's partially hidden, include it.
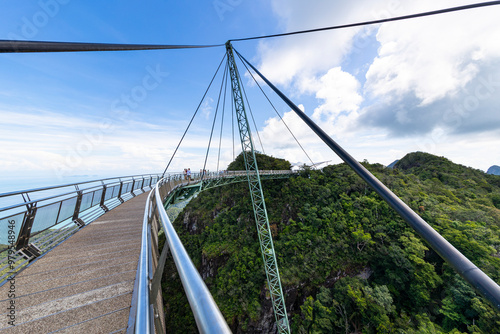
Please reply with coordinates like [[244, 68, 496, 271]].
[[200, 253, 228, 280], [487, 165, 500, 175], [237, 290, 276, 334]]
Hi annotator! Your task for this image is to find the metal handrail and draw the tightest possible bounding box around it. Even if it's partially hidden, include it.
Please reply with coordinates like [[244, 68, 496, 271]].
[[135, 190, 154, 334], [131, 170, 296, 333], [0, 172, 163, 285], [0, 174, 163, 212], [0, 173, 163, 198], [155, 184, 231, 333], [132, 175, 231, 334]]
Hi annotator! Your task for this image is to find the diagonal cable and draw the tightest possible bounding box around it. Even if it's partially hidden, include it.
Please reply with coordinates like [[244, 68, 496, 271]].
[[202, 61, 228, 179], [238, 65, 266, 154], [236, 51, 315, 166], [162, 54, 226, 177], [217, 62, 230, 172], [230, 1, 500, 42], [233, 44, 500, 312]]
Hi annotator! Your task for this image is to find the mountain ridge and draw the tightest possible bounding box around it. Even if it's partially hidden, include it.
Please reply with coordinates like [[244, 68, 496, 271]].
[[162, 151, 500, 333]]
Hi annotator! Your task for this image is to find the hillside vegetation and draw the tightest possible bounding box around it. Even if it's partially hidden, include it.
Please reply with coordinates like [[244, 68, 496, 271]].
[[161, 152, 500, 333]]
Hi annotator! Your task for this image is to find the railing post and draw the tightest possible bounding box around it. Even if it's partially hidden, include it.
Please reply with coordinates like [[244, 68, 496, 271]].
[[15, 193, 42, 259], [141, 177, 146, 193], [117, 179, 125, 203], [72, 188, 85, 227], [131, 179, 136, 197], [15, 201, 35, 250], [100, 182, 109, 212]]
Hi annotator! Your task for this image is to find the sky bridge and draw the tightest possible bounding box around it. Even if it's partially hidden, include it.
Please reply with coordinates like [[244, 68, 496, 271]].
[[0, 170, 295, 333], [1, 3, 500, 332]]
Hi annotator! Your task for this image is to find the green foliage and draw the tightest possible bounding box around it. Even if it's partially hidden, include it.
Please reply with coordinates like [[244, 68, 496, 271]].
[[162, 152, 500, 333], [227, 151, 291, 171]]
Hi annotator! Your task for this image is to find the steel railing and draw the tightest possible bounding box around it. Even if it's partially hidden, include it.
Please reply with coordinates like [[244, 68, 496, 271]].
[[0, 173, 162, 284], [129, 170, 295, 334]]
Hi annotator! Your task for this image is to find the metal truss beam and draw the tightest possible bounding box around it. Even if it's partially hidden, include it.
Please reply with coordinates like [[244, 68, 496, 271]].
[[225, 41, 290, 333]]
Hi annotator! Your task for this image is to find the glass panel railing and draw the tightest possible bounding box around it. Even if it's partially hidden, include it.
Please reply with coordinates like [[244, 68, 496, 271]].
[[80, 192, 93, 212], [0, 173, 163, 285], [123, 182, 132, 194], [92, 189, 103, 207], [32, 202, 61, 234], [104, 187, 115, 201], [0, 212, 25, 252], [58, 196, 77, 222]]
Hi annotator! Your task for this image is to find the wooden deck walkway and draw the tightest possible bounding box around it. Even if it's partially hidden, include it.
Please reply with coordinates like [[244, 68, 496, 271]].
[[0, 192, 149, 333]]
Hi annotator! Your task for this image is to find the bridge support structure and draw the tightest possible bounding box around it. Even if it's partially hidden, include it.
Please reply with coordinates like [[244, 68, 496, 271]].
[[226, 41, 290, 333]]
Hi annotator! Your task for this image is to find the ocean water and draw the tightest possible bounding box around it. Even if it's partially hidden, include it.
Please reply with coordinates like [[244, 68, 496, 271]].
[[0, 175, 102, 194], [0, 172, 182, 209], [0, 172, 171, 244]]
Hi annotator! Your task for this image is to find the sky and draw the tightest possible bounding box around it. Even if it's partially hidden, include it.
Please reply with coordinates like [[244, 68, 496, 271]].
[[1, 0, 499, 192]]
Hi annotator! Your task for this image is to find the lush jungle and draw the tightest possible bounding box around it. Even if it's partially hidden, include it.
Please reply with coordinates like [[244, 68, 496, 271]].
[[161, 151, 500, 333]]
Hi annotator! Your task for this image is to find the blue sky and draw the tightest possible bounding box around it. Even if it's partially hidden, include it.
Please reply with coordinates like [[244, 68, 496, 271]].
[[1, 0, 500, 192]]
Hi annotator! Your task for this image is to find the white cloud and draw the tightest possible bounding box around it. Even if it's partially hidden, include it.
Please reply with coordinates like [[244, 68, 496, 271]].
[[201, 98, 214, 120], [308, 67, 362, 132], [365, 2, 500, 105], [254, 0, 500, 170], [257, 0, 412, 87], [0, 107, 232, 186]]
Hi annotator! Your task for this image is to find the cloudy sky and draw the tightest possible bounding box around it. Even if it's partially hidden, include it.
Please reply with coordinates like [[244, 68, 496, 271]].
[[1, 0, 499, 192]]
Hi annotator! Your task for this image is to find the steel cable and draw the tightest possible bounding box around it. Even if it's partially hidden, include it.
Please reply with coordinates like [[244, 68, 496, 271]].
[[162, 54, 226, 177]]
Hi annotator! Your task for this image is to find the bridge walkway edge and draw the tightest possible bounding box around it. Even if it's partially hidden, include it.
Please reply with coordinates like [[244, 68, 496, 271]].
[[0, 191, 149, 333]]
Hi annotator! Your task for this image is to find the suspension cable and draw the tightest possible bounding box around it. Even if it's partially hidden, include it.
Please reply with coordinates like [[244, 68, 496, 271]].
[[235, 51, 315, 166], [230, 1, 500, 42], [0, 40, 224, 53], [238, 65, 266, 154], [217, 63, 230, 172], [202, 61, 228, 179], [4, 2, 500, 53], [162, 54, 226, 177], [231, 86, 235, 161]]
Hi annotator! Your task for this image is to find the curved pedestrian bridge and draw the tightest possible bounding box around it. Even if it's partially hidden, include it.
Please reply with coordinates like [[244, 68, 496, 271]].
[[0, 170, 294, 333], [0, 192, 148, 333]]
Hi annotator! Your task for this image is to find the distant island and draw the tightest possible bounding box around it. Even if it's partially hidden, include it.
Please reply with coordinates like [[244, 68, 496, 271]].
[[387, 159, 399, 169], [487, 165, 500, 175]]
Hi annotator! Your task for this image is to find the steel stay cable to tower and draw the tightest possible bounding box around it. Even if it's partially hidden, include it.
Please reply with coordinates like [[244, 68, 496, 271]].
[[217, 62, 230, 172], [238, 70, 266, 154], [2, 2, 499, 54], [202, 61, 229, 179], [233, 46, 500, 311], [162, 54, 226, 177], [229, 1, 500, 42], [235, 51, 316, 167]]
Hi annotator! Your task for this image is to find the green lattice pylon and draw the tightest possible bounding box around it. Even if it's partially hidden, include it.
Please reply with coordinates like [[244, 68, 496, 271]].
[[225, 42, 290, 334]]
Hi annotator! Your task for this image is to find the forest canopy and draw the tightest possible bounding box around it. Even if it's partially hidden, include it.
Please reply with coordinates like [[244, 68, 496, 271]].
[[162, 152, 500, 333]]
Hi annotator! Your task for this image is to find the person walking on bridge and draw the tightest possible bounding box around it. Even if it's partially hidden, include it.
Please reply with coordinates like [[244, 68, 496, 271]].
[[187, 168, 191, 181]]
